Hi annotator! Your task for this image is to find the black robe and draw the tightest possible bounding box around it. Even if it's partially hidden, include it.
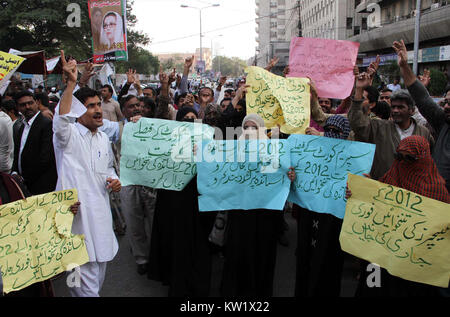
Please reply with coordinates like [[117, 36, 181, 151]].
[[221, 209, 281, 297], [355, 260, 441, 297], [294, 204, 344, 297], [147, 178, 216, 297]]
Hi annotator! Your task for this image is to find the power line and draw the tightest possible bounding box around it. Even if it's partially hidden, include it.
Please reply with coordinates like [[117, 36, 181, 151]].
[[149, 4, 300, 46]]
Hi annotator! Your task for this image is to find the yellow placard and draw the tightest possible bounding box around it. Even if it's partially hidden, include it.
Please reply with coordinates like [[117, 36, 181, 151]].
[[245, 66, 310, 135], [0, 189, 89, 294], [340, 174, 450, 288], [0, 51, 25, 84]]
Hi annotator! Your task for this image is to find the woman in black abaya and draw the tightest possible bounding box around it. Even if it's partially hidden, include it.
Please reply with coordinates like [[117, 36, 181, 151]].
[[147, 107, 216, 296], [220, 114, 292, 297], [294, 115, 351, 297]]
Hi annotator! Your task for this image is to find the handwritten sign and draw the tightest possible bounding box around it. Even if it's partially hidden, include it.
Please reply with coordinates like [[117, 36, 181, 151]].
[[120, 118, 215, 191], [0, 189, 89, 294], [197, 139, 291, 211], [245, 66, 310, 134], [340, 174, 450, 288], [0, 51, 25, 88], [288, 37, 359, 99], [287, 135, 375, 219]]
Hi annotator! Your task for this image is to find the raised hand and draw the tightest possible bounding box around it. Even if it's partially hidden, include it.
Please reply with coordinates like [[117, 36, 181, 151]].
[[265, 56, 280, 71], [392, 40, 408, 68], [184, 55, 194, 74], [168, 68, 176, 84], [355, 72, 371, 89], [126, 69, 136, 85], [236, 84, 250, 99], [159, 67, 169, 84], [282, 66, 290, 77], [418, 69, 431, 87], [61, 50, 78, 84], [367, 55, 380, 79], [79, 61, 95, 87]]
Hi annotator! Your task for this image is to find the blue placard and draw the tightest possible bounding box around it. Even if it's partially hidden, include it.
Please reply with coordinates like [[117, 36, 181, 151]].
[[287, 135, 375, 219], [197, 139, 291, 212]]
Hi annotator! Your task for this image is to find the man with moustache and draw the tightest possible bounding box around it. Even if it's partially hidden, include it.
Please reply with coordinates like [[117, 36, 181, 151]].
[[348, 72, 434, 181], [394, 40, 450, 193], [54, 51, 121, 297], [12, 91, 57, 194]]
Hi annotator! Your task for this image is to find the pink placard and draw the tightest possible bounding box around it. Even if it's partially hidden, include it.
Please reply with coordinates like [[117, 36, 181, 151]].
[[288, 37, 360, 100]]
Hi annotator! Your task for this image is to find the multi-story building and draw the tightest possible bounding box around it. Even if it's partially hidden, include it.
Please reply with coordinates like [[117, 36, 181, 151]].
[[298, 0, 357, 40], [156, 53, 194, 64], [349, 0, 450, 73], [254, 0, 292, 73]]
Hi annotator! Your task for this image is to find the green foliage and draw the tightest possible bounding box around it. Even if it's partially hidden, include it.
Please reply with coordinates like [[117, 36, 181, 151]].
[[212, 56, 247, 77], [428, 68, 447, 97], [115, 47, 159, 75], [0, 0, 91, 59], [0, 0, 151, 63], [378, 60, 401, 84], [160, 55, 186, 73]]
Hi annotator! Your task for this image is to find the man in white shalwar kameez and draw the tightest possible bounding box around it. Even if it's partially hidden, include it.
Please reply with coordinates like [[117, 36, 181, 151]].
[[53, 51, 121, 297]]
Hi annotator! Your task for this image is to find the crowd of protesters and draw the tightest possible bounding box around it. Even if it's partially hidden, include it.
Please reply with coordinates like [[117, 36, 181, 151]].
[[0, 38, 449, 297]]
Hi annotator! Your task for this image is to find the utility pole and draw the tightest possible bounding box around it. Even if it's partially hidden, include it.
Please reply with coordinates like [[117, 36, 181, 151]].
[[298, 0, 302, 37], [413, 0, 422, 75]]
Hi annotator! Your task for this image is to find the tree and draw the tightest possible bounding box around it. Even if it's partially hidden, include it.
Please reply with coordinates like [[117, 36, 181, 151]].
[[212, 56, 247, 77], [115, 47, 159, 75], [428, 68, 447, 97], [377, 60, 401, 86], [0, 0, 151, 62]]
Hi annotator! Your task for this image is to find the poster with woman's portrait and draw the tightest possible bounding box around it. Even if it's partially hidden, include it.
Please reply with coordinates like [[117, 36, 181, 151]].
[[88, 0, 128, 63]]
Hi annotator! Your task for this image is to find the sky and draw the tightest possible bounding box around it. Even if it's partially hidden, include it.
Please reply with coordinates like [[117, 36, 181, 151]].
[[132, 0, 257, 61]]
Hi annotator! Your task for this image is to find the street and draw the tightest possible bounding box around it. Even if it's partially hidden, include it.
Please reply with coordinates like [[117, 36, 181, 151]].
[[52, 210, 359, 297]]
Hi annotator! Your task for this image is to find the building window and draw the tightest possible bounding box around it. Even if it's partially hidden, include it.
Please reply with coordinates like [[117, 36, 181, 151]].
[[354, 26, 360, 35], [346, 17, 353, 30], [362, 17, 367, 30]]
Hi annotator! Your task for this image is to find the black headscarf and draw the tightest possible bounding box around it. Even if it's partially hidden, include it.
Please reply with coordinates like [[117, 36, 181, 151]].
[[176, 106, 198, 122]]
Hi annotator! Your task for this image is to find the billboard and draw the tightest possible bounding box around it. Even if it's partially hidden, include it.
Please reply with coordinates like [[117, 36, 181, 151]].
[[88, 0, 128, 63]]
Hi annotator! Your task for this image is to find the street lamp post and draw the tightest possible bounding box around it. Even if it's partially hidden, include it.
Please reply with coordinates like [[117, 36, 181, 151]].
[[181, 3, 220, 75], [413, 0, 422, 75]]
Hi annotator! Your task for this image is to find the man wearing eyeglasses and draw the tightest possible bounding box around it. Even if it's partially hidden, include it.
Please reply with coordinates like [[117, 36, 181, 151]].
[[12, 91, 57, 195], [393, 39, 450, 193]]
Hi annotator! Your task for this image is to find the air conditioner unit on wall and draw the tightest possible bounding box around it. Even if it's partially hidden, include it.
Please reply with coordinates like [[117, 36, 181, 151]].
[[430, 3, 439, 10]]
